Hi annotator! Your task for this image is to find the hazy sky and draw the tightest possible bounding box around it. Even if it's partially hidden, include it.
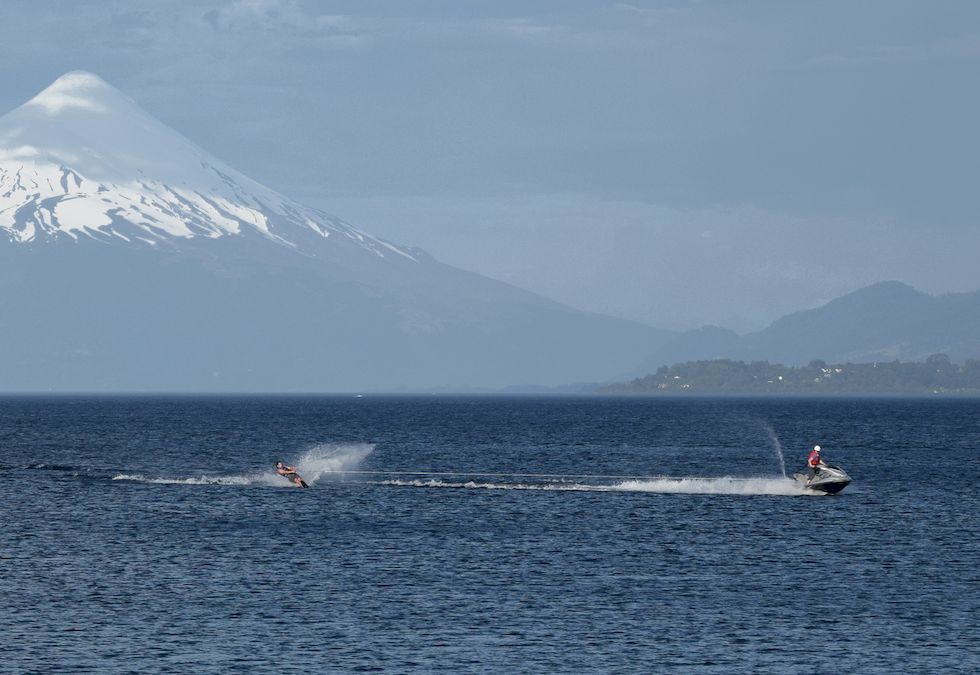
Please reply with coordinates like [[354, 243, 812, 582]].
[[2, 1, 978, 331]]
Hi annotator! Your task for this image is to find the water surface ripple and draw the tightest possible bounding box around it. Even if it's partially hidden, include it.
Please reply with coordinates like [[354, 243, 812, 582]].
[[2, 396, 978, 673]]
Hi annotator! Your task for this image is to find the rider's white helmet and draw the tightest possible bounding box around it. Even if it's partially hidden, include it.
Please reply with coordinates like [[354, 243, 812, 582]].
[[813, 445, 821, 452]]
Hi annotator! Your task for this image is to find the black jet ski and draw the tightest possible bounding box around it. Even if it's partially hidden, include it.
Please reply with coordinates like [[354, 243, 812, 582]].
[[793, 463, 851, 494]]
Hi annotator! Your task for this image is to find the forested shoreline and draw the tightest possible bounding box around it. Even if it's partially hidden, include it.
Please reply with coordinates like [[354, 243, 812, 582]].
[[600, 355, 980, 395]]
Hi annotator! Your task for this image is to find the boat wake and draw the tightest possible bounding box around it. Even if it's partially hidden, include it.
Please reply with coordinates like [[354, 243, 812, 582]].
[[381, 475, 813, 496], [615, 476, 810, 496], [107, 442, 814, 496], [111, 443, 375, 488], [112, 472, 279, 487]]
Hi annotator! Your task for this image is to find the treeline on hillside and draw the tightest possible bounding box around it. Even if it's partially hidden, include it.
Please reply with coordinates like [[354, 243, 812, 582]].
[[600, 354, 980, 395]]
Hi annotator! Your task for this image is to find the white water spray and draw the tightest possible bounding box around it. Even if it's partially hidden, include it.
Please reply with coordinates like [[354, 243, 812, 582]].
[[112, 442, 375, 487], [293, 443, 375, 484], [762, 423, 788, 478]]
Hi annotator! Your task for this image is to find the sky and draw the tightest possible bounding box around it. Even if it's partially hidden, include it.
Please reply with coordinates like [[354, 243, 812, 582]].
[[1, 0, 978, 332]]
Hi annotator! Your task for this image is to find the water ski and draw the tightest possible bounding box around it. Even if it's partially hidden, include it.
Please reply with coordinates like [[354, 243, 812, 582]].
[[285, 472, 309, 488]]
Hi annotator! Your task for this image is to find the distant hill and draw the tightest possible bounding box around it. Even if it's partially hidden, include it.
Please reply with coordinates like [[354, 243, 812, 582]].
[[638, 281, 980, 371]]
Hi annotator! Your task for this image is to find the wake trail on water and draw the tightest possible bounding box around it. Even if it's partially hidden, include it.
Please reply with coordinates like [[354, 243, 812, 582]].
[[380, 475, 813, 496], [111, 442, 374, 488], [615, 476, 807, 496], [108, 441, 813, 496]]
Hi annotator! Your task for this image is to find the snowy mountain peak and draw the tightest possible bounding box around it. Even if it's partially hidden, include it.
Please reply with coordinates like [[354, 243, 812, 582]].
[[0, 71, 415, 261]]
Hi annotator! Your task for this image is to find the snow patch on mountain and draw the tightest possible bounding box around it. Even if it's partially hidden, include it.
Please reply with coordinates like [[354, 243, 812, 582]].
[[0, 71, 415, 261]]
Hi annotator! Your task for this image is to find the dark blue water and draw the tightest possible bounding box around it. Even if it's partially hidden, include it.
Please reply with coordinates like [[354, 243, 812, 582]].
[[2, 396, 978, 673]]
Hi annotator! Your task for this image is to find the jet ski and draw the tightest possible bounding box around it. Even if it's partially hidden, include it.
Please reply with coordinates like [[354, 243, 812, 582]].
[[793, 463, 851, 494]]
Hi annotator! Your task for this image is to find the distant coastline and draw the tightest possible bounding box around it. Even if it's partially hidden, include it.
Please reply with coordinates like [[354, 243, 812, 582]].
[[599, 355, 980, 396]]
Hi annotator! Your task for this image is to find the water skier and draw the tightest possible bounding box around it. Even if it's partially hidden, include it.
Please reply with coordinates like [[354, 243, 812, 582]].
[[275, 460, 309, 488]]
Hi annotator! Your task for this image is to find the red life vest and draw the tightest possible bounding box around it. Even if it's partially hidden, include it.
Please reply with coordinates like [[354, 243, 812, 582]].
[[807, 450, 821, 468]]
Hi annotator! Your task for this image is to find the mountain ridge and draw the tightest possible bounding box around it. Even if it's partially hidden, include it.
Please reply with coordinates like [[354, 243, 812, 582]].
[[638, 280, 980, 371]]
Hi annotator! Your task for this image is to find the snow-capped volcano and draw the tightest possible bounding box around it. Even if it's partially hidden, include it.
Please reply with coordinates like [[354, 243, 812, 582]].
[[0, 70, 409, 260], [0, 72, 669, 391]]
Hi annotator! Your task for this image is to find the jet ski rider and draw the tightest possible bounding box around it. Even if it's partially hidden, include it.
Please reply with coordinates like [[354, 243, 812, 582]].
[[807, 445, 823, 482]]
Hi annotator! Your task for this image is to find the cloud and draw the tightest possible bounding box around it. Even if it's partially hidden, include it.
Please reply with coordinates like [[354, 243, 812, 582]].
[[804, 33, 980, 68], [201, 0, 361, 41], [484, 18, 569, 39], [25, 72, 109, 115], [26, 93, 106, 115], [612, 3, 691, 21], [0, 144, 40, 161]]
